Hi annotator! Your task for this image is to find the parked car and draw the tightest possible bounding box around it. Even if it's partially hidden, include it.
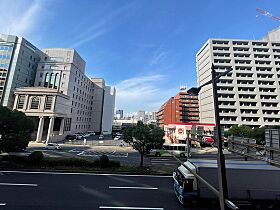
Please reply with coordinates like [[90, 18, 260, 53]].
[[74, 133, 83, 140], [114, 136, 121, 141], [99, 135, 104, 140], [45, 143, 61, 150], [86, 131, 95, 136], [65, 135, 76, 140], [83, 133, 91, 138], [203, 137, 214, 144]]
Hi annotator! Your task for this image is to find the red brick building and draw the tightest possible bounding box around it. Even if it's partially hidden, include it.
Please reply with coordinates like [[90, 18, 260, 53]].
[[156, 89, 199, 128]]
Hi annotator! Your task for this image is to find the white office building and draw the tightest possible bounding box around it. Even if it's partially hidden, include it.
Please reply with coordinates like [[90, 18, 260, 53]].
[[197, 29, 280, 129], [13, 48, 115, 142]]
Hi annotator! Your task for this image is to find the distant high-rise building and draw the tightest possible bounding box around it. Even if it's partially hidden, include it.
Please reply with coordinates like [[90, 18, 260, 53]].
[[115, 109, 124, 119], [156, 89, 199, 128], [197, 32, 280, 129], [137, 110, 146, 122], [0, 34, 42, 107]]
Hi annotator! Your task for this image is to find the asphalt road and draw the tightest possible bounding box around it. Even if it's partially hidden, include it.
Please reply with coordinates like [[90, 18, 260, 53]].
[[0, 171, 191, 210]]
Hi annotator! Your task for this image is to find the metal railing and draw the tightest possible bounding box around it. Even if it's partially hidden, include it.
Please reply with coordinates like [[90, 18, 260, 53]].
[[228, 136, 280, 166]]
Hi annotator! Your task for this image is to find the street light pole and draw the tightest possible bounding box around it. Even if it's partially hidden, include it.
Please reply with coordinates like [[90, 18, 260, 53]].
[[211, 64, 228, 210]]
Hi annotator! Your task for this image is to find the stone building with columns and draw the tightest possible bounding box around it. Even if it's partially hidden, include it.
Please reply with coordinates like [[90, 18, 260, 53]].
[[12, 48, 115, 143]]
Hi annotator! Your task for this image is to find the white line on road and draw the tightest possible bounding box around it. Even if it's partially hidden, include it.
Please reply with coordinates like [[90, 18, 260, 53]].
[[0, 183, 38, 187], [109, 186, 158, 190], [99, 207, 164, 210], [0, 171, 172, 178], [0, 203, 6, 206]]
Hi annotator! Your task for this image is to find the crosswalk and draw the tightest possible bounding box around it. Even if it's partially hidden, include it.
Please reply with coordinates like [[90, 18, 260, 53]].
[[150, 157, 186, 167], [76, 150, 128, 158]]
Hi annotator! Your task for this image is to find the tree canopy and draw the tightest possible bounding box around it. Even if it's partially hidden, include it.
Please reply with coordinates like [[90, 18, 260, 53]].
[[224, 125, 266, 145], [123, 121, 165, 167], [0, 106, 34, 152]]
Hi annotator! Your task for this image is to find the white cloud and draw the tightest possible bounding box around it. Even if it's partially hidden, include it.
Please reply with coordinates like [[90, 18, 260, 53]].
[[149, 46, 168, 66], [69, 2, 137, 48], [115, 74, 178, 113], [0, 0, 48, 38]]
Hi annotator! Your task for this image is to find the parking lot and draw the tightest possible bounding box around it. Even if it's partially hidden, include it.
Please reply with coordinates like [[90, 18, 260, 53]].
[[27, 141, 151, 166]]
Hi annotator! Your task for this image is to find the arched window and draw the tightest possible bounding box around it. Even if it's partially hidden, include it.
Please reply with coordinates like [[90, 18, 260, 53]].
[[49, 73, 55, 88], [54, 73, 59, 89], [44, 73, 49, 87], [30, 96, 40, 109]]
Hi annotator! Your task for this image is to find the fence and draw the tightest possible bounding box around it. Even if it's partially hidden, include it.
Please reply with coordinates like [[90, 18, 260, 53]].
[[228, 136, 280, 166]]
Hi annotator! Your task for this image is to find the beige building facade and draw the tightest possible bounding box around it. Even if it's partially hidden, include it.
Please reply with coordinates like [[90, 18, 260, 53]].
[[197, 36, 280, 129]]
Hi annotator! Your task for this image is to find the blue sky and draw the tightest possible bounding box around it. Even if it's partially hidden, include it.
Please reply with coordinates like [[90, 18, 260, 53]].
[[1, 0, 280, 114]]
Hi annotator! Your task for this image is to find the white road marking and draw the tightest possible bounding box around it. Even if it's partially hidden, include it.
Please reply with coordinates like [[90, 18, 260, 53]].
[[109, 186, 158, 190], [0, 203, 6, 206], [0, 183, 38, 187], [99, 207, 164, 210], [0, 171, 172, 178]]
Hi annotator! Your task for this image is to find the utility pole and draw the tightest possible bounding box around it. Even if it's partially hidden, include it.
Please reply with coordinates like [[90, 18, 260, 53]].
[[211, 64, 228, 210]]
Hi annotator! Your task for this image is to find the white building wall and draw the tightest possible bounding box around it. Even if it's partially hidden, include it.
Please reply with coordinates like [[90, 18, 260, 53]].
[[197, 38, 280, 129], [34, 48, 95, 133], [91, 78, 105, 134], [102, 86, 116, 134]]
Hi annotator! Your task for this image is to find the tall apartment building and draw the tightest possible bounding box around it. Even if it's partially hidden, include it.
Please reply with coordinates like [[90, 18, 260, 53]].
[[156, 89, 199, 128], [0, 34, 41, 107], [197, 32, 280, 129], [13, 48, 115, 142]]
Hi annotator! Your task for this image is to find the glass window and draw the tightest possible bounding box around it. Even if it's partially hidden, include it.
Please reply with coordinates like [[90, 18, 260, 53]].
[[45, 96, 53, 110], [44, 73, 50, 87], [30, 96, 40, 109], [17, 95, 25, 109]]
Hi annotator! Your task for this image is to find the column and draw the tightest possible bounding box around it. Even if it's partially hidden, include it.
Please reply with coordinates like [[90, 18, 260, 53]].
[[36, 116, 44, 142], [23, 95, 29, 111], [13, 94, 19, 110], [46, 117, 55, 144], [59, 118, 65, 135]]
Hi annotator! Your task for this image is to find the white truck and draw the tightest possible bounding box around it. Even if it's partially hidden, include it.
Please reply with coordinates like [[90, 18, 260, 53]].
[[173, 159, 280, 208]]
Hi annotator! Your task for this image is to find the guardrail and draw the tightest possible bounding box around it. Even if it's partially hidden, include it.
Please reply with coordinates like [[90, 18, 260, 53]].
[[228, 136, 280, 166]]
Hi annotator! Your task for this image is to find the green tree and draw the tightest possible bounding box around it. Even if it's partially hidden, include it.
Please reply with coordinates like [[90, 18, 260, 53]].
[[123, 121, 165, 167], [224, 125, 266, 145], [0, 106, 34, 152], [224, 125, 253, 138]]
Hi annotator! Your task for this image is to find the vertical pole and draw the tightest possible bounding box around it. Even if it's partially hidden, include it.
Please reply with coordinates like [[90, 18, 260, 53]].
[[187, 131, 191, 158], [211, 64, 228, 210]]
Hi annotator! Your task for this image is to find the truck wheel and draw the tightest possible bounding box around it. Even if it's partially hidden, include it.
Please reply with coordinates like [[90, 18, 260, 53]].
[[180, 153, 185, 157], [155, 152, 161, 157]]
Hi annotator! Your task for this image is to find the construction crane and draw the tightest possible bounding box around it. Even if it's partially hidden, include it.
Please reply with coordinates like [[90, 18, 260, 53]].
[[256, 8, 280, 22]]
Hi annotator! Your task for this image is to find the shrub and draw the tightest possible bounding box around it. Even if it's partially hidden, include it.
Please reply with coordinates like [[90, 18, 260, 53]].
[[99, 155, 109, 168], [110, 160, 120, 168], [93, 159, 100, 168], [1, 155, 28, 163], [28, 151, 44, 165]]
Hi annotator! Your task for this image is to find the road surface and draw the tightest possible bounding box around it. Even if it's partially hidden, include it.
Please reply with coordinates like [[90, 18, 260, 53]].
[[0, 171, 192, 210]]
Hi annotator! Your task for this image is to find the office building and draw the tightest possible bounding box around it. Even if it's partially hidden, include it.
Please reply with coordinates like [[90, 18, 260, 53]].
[[156, 89, 199, 128], [115, 109, 124, 119], [13, 48, 115, 142], [0, 34, 42, 108], [197, 31, 280, 129]]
